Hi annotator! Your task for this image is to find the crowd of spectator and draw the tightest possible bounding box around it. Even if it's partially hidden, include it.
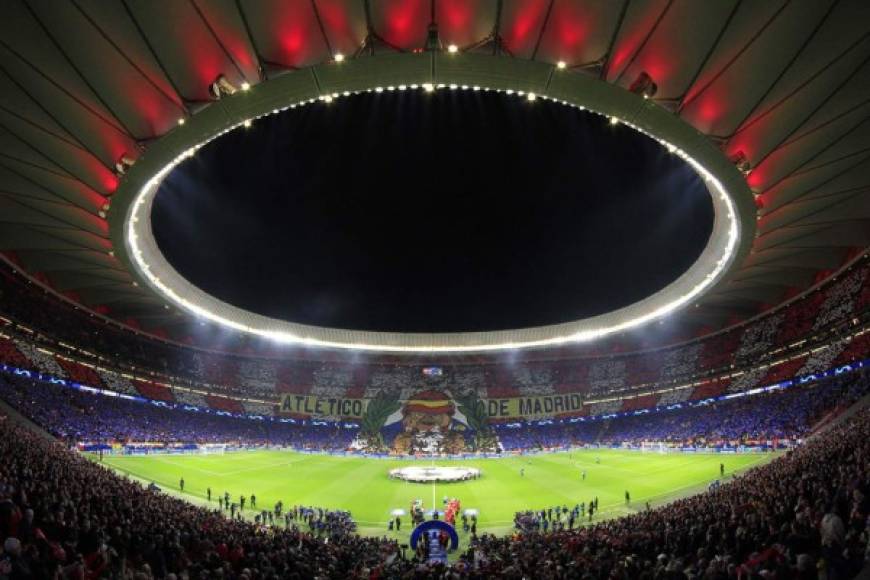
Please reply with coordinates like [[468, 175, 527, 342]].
[[0, 374, 356, 450], [1, 385, 869, 577], [1, 369, 869, 457], [0, 418, 405, 578], [0, 343, 867, 577], [494, 371, 870, 451], [598, 374, 869, 446], [0, 267, 184, 375], [461, 407, 870, 579], [2, 257, 868, 407]]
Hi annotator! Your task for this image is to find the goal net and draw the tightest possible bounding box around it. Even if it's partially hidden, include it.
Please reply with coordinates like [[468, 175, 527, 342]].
[[199, 444, 227, 455], [640, 441, 670, 453]]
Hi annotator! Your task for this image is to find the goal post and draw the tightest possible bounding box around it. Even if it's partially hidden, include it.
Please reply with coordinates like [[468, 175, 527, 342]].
[[199, 444, 227, 455], [640, 441, 670, 453]]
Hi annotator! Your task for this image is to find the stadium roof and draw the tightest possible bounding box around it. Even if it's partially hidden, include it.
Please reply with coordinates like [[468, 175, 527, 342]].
[[1, 0, 868, 352]]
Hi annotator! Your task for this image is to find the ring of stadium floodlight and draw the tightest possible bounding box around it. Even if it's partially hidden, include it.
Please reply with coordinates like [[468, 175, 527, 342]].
[[109, 53, 756, 353]]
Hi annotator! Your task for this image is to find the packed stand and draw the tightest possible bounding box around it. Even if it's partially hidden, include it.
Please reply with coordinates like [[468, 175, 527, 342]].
[[2, 385, 870, 577], [2, 258, 869, 408], [2, 369, 869, 456], [0, 373, 358, 449], [0, 418, 403, 579], [464, 406, 870, 579], [599, 371, 870, 446], [495, 371, 870, 451]]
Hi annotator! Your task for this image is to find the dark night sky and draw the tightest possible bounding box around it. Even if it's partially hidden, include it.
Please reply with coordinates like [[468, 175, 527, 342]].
[[152, 90, 713, 333]]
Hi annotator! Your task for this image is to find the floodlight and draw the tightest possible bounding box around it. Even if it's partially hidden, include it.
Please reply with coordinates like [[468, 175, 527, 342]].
[[730, 151, 751, 175], [209, 74, 238, 99], [629, 72, 657, 99], [114, 155, 135, 175]]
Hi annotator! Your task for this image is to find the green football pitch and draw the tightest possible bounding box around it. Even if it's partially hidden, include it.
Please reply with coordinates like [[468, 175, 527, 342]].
[[98, 449, 774, 537]]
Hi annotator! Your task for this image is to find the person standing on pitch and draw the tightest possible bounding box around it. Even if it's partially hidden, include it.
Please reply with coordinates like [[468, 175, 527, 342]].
[[179, 477, 184, 492], [207, 487, 211, 502], [625, 490, 631, 505], [720, 462, 725, 477]]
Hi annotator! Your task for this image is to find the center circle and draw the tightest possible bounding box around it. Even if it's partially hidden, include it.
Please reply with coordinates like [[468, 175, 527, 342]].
[[389, 465, 481, 483], [151, 90, 713, 334]]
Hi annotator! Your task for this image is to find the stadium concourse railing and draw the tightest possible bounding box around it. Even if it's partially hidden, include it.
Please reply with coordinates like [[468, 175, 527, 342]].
[[0, 257, 868, 421]]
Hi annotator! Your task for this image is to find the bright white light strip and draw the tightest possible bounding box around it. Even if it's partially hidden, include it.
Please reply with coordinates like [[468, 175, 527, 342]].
[[126, 84, 741, 353]]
